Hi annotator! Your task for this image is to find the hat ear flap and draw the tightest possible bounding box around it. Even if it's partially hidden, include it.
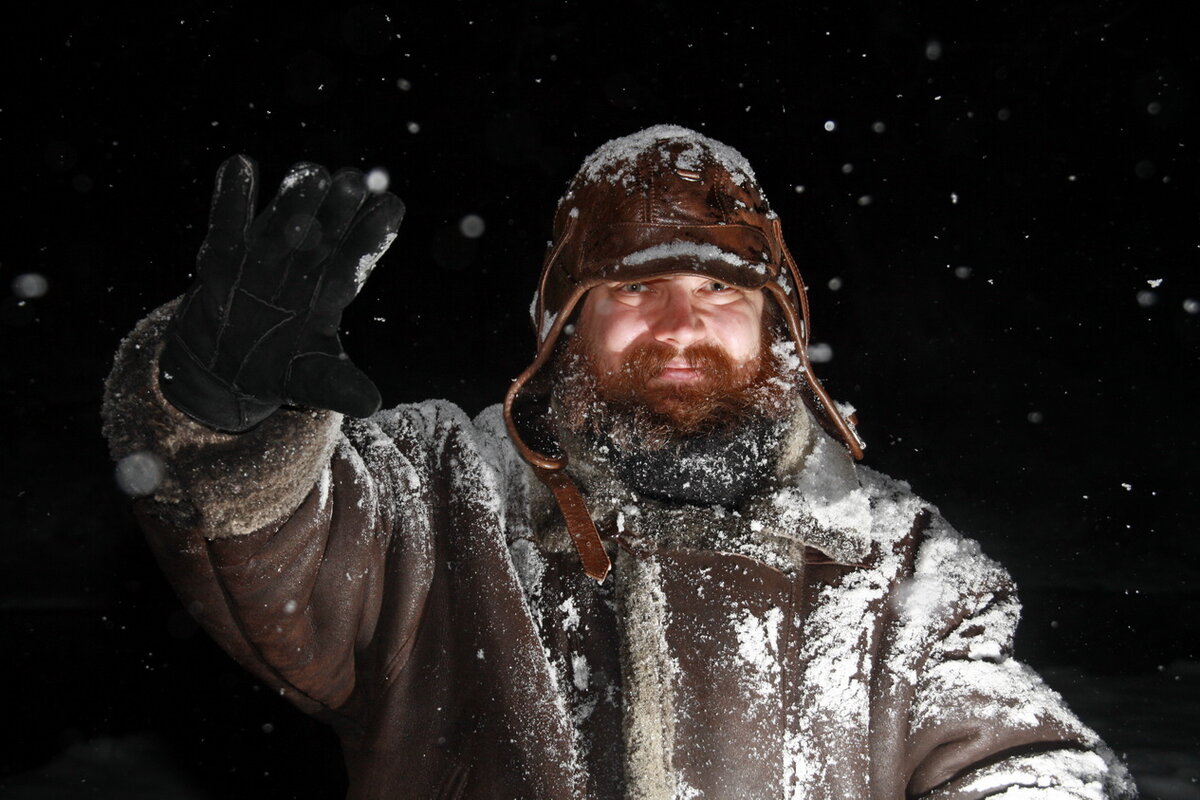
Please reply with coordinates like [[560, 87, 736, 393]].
[[504, 279, 610, 583], [532, 212, 581, 342]]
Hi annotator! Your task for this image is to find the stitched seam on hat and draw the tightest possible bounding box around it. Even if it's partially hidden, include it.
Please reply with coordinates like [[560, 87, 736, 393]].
[[710, 155, 735, 223], [639, 152, 653, 224]]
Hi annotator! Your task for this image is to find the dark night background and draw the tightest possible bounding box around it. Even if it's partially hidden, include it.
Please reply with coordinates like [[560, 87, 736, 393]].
[[2, 2, 1197, 797]]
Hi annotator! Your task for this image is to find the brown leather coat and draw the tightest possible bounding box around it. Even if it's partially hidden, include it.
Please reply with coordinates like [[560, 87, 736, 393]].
[[103, 305, 1133, 799]]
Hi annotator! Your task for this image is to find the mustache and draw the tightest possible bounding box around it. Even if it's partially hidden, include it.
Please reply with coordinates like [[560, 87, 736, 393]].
[[552, 329, 797, 450], [604, 340, 742, 389]]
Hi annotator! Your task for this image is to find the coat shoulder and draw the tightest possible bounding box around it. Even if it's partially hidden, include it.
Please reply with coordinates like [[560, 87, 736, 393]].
[[851, 464, 1011, 598]]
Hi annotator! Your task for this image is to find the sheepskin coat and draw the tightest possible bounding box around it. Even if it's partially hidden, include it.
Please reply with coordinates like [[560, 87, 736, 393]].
[[103, 303, 1133, 799]]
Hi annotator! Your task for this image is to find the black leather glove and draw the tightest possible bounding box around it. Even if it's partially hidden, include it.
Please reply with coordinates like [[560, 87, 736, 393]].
[[159, 156, 405, 432]]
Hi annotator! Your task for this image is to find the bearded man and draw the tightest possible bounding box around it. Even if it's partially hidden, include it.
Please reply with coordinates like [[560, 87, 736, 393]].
[[103, 126, 1133, 798]]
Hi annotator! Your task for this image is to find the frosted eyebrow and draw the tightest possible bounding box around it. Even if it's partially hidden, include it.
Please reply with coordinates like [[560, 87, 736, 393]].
[[607, 278, 666, 287]]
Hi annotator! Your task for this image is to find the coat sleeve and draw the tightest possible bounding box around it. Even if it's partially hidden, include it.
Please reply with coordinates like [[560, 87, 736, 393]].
[[102, 301, 438, 719], [891, 519, 1136, 799]]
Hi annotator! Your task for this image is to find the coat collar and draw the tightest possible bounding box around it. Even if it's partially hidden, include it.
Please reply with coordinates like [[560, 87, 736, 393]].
[[525, 406, 878, 569]]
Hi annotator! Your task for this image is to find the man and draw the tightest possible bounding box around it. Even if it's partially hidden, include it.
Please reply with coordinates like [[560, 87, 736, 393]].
[[103, 125, 1133, 798]]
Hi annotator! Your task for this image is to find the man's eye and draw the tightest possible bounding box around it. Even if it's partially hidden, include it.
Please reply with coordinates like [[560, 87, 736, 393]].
[[706, 281, 730, 292], [620, 283, 647, 293]]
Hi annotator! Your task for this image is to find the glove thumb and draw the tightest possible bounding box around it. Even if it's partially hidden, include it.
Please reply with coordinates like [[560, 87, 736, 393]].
[[286, 353, 382, 419]]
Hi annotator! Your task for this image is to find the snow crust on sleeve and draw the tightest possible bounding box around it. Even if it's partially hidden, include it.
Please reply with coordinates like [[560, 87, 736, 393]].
[[339, 407, 440, 553], [948, 749, 1122, 799], [915, 658, 1089, 733], [889, 518, 1135, 798], [388, 400, 515, 529], [472, 404, 534, 540], [894, 519, 1092, 741], [779, 464, 1133, 798], [315, 465, 332, 513], [893, 519, 1087, 737], [886, 517, 1015, 680], [335, 435, 380, 520], [340, 398, 526, 558]]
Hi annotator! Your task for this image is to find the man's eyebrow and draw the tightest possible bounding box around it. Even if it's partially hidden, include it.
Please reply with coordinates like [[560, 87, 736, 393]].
[[607, 277, 681, 287]]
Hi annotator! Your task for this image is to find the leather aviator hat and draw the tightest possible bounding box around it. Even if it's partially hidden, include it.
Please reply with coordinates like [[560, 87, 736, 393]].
[[504, 125, 865, 582]]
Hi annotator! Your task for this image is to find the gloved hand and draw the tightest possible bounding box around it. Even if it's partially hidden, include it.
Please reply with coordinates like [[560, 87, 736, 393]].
[[159, 156, 405, 432]]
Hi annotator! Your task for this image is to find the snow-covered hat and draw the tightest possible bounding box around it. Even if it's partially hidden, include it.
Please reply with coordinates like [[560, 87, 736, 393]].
[[504, 125, 865, 581]]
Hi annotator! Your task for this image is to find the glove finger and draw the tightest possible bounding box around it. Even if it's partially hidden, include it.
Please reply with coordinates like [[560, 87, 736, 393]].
[[240, 162, 333, 299], [286, 351, 382, 418], [319, 168, 371, 242], [314, 192, 405, 315], [271, 168, 371, 311], [203, 155, 259, 258]]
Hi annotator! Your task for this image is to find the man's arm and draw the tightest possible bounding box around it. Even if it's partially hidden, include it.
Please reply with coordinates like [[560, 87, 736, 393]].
[[890, 520, 1135, 799], [101, 158, 416, 715]]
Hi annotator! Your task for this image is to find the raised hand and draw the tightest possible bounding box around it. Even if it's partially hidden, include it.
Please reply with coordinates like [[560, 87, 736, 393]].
[[159, 156, 405, 431]]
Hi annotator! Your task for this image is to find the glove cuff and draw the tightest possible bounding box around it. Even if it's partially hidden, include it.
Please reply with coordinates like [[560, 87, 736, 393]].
[[102, 298, 344, 536]]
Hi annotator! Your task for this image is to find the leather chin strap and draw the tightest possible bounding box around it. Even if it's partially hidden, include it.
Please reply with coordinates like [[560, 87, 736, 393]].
[[534, 466, 612, 582], [505, 279, 612, 583]]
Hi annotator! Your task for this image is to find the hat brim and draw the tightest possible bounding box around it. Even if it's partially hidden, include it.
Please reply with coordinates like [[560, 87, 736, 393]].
[[577, 223, 777, 291], [596, 256, 772, 291]]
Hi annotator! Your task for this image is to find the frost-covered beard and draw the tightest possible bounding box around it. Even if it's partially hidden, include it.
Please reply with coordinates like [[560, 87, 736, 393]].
[[551, 325, 800, 506]]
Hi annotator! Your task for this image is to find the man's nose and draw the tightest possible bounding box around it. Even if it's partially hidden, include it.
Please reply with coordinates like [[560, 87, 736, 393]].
[[651, 288, 703, 349]]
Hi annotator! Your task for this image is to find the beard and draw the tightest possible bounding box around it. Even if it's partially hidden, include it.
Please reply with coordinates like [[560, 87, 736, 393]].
[[550, 324, 800, 506]]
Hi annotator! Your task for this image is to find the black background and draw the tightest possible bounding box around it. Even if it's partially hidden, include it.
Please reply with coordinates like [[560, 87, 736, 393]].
[[2, 2, 1196, 796]]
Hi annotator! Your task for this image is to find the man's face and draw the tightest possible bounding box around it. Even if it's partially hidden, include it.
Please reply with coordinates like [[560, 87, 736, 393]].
[[556, 273, 792, 451], [576, 274, 766, 387]]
